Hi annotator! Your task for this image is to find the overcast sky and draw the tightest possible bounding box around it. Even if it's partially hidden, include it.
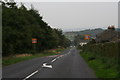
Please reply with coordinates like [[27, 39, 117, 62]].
[[17, 2, 118, 32]]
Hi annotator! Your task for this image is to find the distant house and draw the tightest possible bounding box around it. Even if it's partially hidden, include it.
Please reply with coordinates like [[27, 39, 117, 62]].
[[79, 42, 87, 46]]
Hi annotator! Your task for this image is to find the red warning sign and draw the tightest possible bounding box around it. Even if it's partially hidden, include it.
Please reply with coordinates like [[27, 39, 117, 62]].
[[32, 38, 37, 43], [84, 35, 90, 40]]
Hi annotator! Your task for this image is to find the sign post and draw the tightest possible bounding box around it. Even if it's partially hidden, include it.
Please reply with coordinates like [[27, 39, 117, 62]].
[[32, 38, 37, 54]]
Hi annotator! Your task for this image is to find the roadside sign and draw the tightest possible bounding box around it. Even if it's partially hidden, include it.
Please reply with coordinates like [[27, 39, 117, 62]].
[[84, 35, 90, 40], [32, 38, 37, 43]]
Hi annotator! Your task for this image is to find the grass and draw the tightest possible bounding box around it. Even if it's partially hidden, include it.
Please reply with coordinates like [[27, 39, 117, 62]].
[[80, 52, 118, 78], [2, 48, 65, 66]]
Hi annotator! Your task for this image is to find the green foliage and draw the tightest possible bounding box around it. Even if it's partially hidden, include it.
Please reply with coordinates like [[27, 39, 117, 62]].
[[2, 2, 70, 56], [74, 34, 84, 46], [81, 52, 118, 78], [80, 41, 119, 78], [82, 42, 119, 58]]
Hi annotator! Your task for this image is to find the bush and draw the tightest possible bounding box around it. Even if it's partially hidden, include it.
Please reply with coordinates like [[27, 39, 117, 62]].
[[80, 41, 119, 78], [82, 42, 119, 59]]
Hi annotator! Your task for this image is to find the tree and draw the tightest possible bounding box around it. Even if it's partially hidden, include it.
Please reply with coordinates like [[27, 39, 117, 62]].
[[2, 2, 70, 56]]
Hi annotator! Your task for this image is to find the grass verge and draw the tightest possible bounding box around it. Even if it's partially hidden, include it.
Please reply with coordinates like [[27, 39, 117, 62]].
[[80, 52, 118, 78], [2, 48, 65, 66]]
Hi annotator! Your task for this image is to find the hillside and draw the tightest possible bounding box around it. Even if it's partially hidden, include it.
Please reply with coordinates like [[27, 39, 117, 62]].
[[95, 27, 120, 43], [77, 28, 104, 38], [64, 28, 104, 41]]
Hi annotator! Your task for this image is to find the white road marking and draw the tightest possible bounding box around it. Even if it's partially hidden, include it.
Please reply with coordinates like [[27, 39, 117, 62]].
[[50, 49, 72, 63], [47, 55, 59, 57], [23, 49, 72, 80], [51, 55, 64, 62], [51, 58, 57, 62], [56, 56, 60, 59], [42, 63, 52, 68], [60, 55, 63, 57], [23, 70, 38, 80], [68, 51, 71, 54]]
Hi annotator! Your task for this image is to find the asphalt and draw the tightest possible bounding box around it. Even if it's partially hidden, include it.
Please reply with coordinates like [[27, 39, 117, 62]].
[[2, 47, 96, 79]]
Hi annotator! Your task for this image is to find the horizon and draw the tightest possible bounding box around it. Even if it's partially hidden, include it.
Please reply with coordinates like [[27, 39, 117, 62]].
[[16, 2, 118, 32], [63, 26, 120, 32]]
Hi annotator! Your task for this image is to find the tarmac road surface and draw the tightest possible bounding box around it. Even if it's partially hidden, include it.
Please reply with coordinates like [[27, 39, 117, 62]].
[[2, 47, 96, 79]]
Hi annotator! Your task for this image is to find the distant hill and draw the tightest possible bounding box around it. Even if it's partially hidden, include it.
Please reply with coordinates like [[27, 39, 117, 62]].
[[63, 31, 77, 41], [95, 27, 120, 43], [64, 28, 104, 41], [77, 28, 104, 38]]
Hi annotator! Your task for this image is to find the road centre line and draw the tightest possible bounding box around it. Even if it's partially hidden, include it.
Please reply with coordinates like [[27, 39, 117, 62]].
[[51, 55, 64, 63], [51, 58, 57, 62], [23, 70, 39, 80], [23, 49, 72, 80]]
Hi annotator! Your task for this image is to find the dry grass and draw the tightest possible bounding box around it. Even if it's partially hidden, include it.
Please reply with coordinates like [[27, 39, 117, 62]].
[[15, 54, 32, 58], [2, 48, 65, 66]]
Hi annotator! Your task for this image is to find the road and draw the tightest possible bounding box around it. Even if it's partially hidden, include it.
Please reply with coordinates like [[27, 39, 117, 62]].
[[2, 47, 96, 79]]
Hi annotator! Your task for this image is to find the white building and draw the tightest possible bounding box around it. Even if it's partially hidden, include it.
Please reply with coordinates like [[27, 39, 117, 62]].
[[79, 42, 87, 46]]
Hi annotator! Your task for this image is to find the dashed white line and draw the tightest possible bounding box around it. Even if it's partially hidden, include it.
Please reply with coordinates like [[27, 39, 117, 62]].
[[51, 58, 57, 62], [23, 49, 72, 80], [23, 70, 39, 80], [51, 55, 64, 63]]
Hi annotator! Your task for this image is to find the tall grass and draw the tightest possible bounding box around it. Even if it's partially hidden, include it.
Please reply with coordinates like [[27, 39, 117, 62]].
[[81, 42, 119, 58], [79, 41, 119, 78]]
